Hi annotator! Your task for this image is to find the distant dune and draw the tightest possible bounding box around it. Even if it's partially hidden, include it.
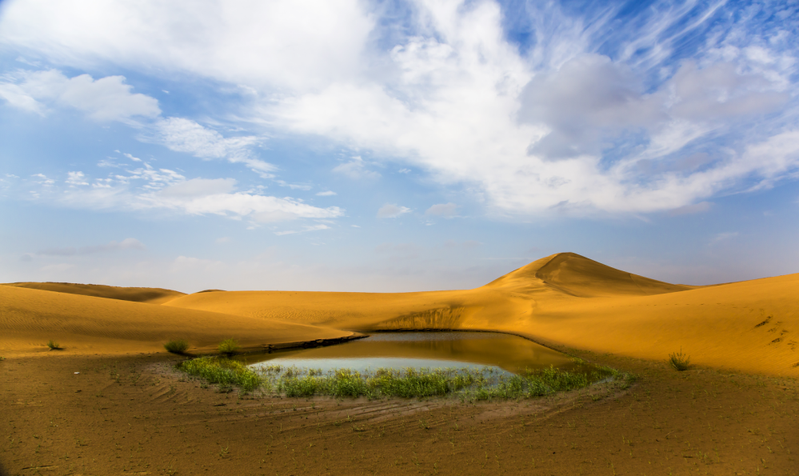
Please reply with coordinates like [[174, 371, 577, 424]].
[[4, 282, 185, 304], [2, 252, 797, 376]]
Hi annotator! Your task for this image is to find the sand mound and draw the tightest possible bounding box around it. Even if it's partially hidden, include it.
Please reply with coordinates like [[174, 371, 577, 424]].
[[487, 252, 691, 296], [0, 285, 356, 355], [2, 282, 185, 304]]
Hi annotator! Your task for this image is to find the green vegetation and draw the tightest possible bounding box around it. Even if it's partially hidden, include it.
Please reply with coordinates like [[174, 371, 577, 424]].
[[0, 356, 5, 361], [177, 356, 260, 392], [668, 348, 691, 371], [176, 356, 632, 400], [164, 339, 190, 355], [218, 338, 240, 356], [46, 340, 62, 350]]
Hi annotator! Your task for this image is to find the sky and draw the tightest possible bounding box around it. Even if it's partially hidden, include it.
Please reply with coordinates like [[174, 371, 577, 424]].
[[0, 0, 798, 293]]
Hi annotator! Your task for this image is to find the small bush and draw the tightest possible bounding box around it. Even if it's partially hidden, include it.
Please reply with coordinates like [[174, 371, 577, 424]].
[[46, 340, 61, 350], [177, 356, 261, 392], [668, 348, 690, 371], [218, 338, 240, 356], [0, 356, 5, 361], [164, 339, 190, 355]]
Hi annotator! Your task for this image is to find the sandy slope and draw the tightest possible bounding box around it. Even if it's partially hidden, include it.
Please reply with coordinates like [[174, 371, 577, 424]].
[[3, 252, 797, 376], [0, 285, 357, 355], [3, 282, 185, 303]]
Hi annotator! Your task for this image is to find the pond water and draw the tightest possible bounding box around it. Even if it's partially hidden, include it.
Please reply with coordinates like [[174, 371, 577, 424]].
[[240, 331, 576, 376]]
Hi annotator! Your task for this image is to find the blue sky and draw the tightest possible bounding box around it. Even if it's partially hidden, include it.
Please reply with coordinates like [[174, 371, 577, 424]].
[[1, 0, 798, 292]]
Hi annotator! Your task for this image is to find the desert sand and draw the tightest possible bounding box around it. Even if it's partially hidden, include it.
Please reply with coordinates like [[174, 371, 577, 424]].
[[2, 252, 798, 474]]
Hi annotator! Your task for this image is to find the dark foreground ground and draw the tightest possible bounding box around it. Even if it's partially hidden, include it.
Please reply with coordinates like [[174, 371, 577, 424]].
[[2, 348, 797, 475]]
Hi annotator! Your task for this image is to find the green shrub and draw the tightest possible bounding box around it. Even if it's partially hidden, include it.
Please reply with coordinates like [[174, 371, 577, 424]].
[[164, 339, 189, 355], [46, 340, 61, 350], [177, 356, 261, 392], [669, 348, 690, 371], [218, 338, 240, 356]]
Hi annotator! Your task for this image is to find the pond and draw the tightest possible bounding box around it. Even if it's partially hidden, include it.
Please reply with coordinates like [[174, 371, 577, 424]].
[[240, 331, 576, 376]]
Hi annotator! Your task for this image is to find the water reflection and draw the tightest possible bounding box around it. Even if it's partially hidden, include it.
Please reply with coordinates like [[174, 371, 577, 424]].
[[242, 331, 574, 375]]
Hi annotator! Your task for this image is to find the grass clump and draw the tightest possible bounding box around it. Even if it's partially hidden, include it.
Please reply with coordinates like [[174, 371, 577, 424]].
[[218, 338, 240, 356], [668, 348, 691, 371], [46, 340, 62, 351], [177, 356, 260, 392], [164, 339, 190, 355]]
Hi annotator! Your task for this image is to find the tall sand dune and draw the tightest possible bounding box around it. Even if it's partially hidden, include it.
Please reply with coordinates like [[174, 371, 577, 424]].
[[3, 252, 797, 376], [2, 282, 185, 304]]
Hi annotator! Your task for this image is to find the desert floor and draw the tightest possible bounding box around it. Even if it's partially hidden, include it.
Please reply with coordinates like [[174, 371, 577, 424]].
[[3, 350, 797, 475], [2, 252, 798, 475]]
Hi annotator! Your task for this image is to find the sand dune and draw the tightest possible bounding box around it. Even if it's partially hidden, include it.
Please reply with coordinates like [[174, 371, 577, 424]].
[[3, 252, 797, 376], [3, 281, 185, 304], [0, 285, 357, 355]]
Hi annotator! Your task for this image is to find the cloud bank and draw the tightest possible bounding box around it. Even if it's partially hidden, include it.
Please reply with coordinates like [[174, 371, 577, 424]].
[[1, 0, 798, 217]]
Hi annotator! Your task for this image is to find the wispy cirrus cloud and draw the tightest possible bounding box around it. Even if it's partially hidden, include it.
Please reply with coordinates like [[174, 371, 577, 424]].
[[147, 117, 276, 178], [23, 170, 342, 224]]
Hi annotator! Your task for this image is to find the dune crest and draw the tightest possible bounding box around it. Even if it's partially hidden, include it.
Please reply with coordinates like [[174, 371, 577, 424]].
[[486, 252, 691, 297], [2, 282, 185, 304]]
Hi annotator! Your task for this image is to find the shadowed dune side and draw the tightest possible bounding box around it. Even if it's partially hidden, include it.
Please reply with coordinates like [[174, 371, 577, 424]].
[[0, 285, 357, 355], [2, 282, 186, 304]]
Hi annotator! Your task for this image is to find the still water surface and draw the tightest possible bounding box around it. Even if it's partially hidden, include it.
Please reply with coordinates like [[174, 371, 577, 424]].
[[242, 331, 574, 376]]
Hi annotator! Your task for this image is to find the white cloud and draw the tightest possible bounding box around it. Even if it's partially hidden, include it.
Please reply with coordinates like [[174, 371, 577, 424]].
[[37, 238, 146, 256], [158, 178, 237, 198], [425, 202, 458, 217], [332, 156, 381, 180], [147, 185, 343, 223], [377, 203, 410, 218], [27, 170, 343, 224], [66, 171, 89, 186], [150, 117, 274, 177], [0, 69, 160, 122], [0, 0, 374, 90], [316, 190, 337, 196]]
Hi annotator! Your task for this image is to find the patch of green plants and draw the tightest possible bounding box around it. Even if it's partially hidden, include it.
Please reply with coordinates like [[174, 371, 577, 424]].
[[176, 357, 632, 400], [218, 338, 240, 356], [46, 340, 62, 350], [0, 356, 5, 361], [176, 356, 260, 392], [668, 348, 691, 371], [164, 339, 190, 355]]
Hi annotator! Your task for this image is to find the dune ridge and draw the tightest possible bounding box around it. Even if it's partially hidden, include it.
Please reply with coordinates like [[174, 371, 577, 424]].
[[0, 285, 357, 355], [2, 282, 185, 304], [2, 252, 797, 376]]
